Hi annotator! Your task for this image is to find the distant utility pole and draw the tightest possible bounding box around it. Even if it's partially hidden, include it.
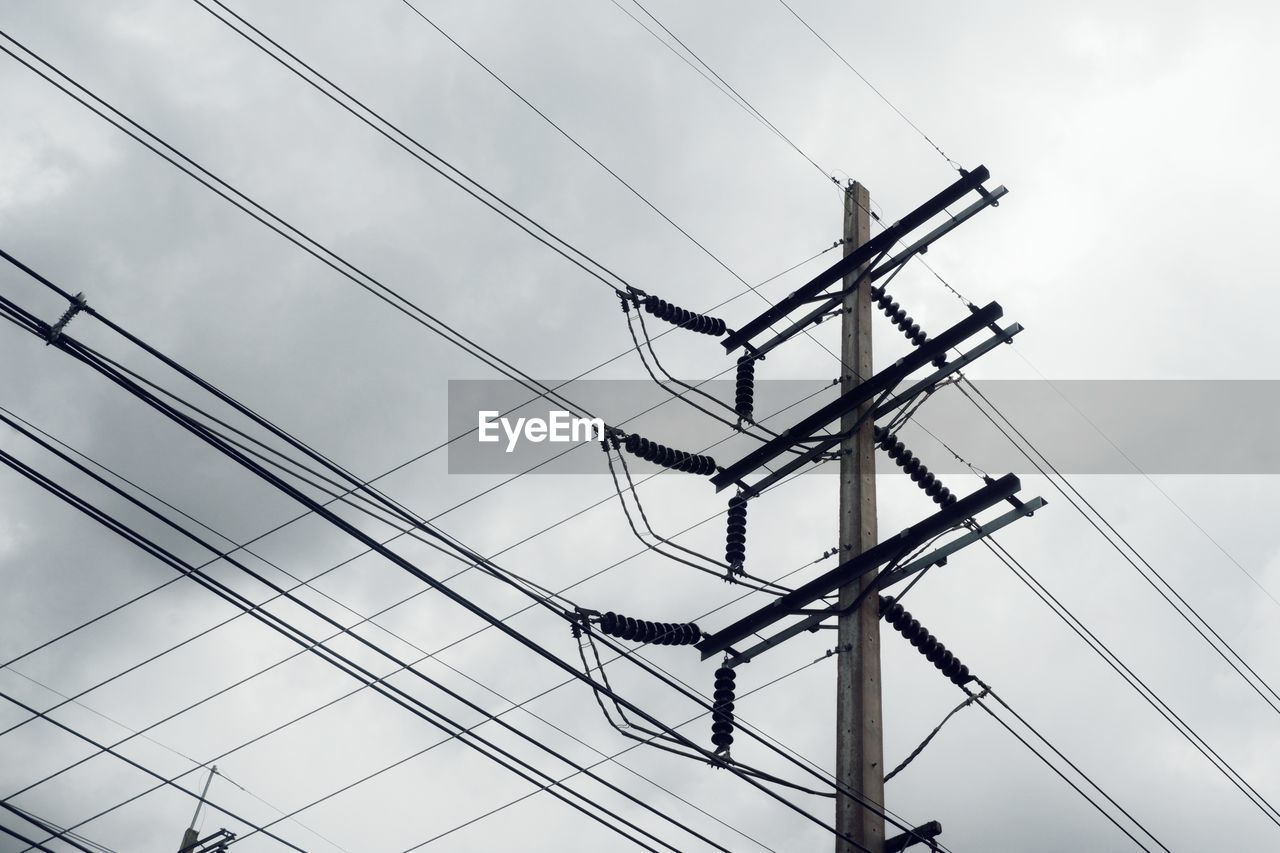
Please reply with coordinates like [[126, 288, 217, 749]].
[[177, 765, 217, 853], [836, 182, 885, 851]]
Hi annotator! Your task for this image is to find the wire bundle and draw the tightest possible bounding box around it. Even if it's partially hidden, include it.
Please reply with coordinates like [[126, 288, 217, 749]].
[[869, 285, 946, 367], [711, 666, 736, 751], [879, 596, 972, 686], [643, 296, 727, 337], [597, 611, 701, 646], [622, 433, 716, 475], [873, 426, 955, 507], [733, 356, 755, 421], [725, 495, 747, 573]]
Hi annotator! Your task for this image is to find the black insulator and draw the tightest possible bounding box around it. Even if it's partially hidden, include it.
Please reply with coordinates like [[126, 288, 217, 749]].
[[734, 356, 756, 421], [595, 610, 701, 646], [622, 434, 716, 476], [726, 496, 748, 569], [879, 595, 977, 689], [643, 295, 728, 337], [711, 666, 737, 750], [601, 612, 618, 635]]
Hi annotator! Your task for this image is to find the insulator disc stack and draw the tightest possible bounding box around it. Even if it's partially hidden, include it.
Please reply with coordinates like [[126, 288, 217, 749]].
[[734, 356, 755, 422], [873, 426, 956, 507], [622, 433, 716, 476], [598, 611, 701, 646], [879, 596, 974, 686], [643, 296, 727, 337], [869, 285, 946, 368], [711, 666, 736, 750], [725, 494, 747, 573]]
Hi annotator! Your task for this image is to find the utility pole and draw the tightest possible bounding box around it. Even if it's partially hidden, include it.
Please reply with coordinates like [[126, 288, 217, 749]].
[[177, 765, 217, 853], [836, 181, 884, 852]]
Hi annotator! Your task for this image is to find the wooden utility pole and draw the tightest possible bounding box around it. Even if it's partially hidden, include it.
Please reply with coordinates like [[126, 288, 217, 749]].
[[836, 181, 884, 852]]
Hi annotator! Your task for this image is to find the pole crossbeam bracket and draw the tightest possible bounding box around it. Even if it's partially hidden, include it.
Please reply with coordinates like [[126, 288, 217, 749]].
[[697, 473, 1023, 659], [719, 495, 1043, 667], [710, 302, 1004, 493], [885, 820, 943, 853], [722, 166, 992, 353]]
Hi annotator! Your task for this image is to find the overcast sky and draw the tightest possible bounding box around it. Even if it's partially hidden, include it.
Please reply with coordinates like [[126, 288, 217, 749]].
[[3, 1, 1280, 851]]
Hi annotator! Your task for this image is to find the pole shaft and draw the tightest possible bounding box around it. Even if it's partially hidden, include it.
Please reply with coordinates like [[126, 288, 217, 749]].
[[836, 182, 884, 851]]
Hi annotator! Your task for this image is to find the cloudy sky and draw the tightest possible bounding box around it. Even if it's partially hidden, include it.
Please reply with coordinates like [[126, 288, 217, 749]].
[[2, 0, 1280, 851]]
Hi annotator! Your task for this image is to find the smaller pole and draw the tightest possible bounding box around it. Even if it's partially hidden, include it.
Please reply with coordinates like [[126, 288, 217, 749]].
[[178, 765, 217, 853]]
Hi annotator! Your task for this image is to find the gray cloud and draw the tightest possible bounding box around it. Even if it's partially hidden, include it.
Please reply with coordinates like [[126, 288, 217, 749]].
[[2, 0, 1279, 851]]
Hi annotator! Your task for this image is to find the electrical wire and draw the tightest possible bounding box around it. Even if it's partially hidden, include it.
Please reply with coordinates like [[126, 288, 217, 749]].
[[0, 291, 872, 850], [0, 426, 732, 853], [0, 686, 307, 852], [0, 32, 603, 426], [981, 534, 1280, 828], [955, 379, 1280, 717], [963, 686, 1159, 852], [619, 0, 836, 189], [0, 238, 838, 683], [772, 0, 962, 171], [0, 445, 692, 853], [0, 804, 109, 853]]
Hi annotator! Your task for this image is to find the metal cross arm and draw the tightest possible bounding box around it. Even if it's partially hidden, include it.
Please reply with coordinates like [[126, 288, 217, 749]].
[[750, 186, 1009, 362], [721, 165, 992, 353], [722, 496, 1045, 666], [710, 302, 1004, 492], [697, 473, 1022, 659]]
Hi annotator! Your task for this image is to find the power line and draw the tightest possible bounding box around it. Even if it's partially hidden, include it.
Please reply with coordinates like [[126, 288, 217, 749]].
[[0, 364, 840, 851], [772, 0, 962, 171], [955, 378, 1280, 716], [0, 289, 869, 849], [0, 422, 734, 853], [0, 32, 602, 425], [0, 687, 308, 852], [619, 0, 835, 188], [0, 444, 693, 853], [981, 535, 1280, 828], [0, 240, 836, 699]]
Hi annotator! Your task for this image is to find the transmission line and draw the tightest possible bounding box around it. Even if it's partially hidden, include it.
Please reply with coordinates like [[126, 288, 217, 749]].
[[0, 288, 873, 850]]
